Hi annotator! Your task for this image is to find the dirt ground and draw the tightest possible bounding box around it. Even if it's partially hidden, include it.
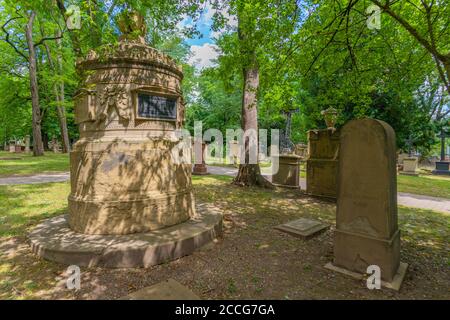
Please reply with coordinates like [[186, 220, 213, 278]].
[[0, 175, 449, 300]]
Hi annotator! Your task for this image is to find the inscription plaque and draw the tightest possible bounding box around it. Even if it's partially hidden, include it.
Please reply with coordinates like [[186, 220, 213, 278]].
[[137, 93, 177, 120]]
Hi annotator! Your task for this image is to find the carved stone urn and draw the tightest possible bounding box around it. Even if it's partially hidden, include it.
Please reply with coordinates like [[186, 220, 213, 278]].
[[69, 16, 195, 235], [321, 107, 338, 129], [116, 10, 147, 43]]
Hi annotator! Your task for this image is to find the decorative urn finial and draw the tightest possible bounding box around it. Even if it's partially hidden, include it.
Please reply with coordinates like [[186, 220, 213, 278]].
[[117, 10, 147, 44], [321, 107, 338, 130]]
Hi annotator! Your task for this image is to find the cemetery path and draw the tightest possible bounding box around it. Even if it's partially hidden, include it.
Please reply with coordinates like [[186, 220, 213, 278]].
[[0, 167, 448, 214], [396, 192, 450, 214], [207, 166, 450, 214], [0, 172, 70, 185]]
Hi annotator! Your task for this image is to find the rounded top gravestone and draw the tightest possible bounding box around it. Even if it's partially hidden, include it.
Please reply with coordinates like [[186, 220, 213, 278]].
[[333, 118, 405, 284]]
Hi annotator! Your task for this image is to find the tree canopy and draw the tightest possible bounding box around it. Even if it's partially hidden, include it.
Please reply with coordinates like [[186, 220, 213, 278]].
[[0, 0, 448, 158]]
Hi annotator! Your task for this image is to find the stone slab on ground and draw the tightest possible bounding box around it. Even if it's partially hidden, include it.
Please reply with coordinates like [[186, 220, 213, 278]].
[[274, 218, 329, 239], [29, 203, 222, 268], [399, 172, 419, 176], [324, 262, 408, 291], [121, 279, 200, 300]]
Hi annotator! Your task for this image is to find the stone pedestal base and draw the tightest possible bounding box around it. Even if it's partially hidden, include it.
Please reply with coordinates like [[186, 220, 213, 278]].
[[192, 164, 209, 175], [432, 161, 450, 175], [401, 157, 418, 176], [334, 229, 401, 282], [29, 203, 222, 268], [272, 154, 301, 188], [324, 262, 408, 291]]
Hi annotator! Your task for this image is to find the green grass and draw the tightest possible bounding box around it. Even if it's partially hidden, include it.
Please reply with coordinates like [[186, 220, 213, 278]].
[[0, 151, 69, 177], [0, 174, 448, 300], [397, 174, 450, 199], [0, 182, 70, 238]]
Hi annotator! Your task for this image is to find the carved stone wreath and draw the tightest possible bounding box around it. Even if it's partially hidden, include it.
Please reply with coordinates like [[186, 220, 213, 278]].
[[98, 85, 130, 121]]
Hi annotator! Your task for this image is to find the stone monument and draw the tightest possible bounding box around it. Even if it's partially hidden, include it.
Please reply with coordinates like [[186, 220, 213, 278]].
[[400, 135, 419, 176], [24, 135, 30, 153], [432, 129, 449, 175], [29, 11, 222, 268], [293, 143, 307, 158], [272, 153, 301, 188], [326, 118, 407, 290], [401, 157, 418, 176], [229, 140, 240, 165], [192, 140, 208, 175], [8, 140, 15, 153], [306, 129, 339, 198]]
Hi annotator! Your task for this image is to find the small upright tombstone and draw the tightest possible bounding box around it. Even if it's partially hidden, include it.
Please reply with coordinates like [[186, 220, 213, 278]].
[[24, 135, 30, 153], [192, 140, 208, 175], [329, 118, 407, 289], [9, 140, 15, 153]]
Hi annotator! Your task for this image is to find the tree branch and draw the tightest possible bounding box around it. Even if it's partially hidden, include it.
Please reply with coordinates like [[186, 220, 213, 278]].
[[1, 15, 28, 60]]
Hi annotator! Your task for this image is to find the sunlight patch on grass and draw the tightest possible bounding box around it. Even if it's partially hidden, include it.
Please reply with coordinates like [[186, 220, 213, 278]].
[[397, 174, 450, 199], [0, 182, 70, 238], [0, 151, 69, 177]]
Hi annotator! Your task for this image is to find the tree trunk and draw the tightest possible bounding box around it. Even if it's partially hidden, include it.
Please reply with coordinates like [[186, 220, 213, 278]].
[[55, 32, 70, 153], [25, 11, 44, 156], [233, 8, 272, 187], [233, 65, 272, 187]]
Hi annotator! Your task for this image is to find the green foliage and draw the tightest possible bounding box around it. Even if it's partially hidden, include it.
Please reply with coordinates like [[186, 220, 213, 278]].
[[0, 0, 448, 155]]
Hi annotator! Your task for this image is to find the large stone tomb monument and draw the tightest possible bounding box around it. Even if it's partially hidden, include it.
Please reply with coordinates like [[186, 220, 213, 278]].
[[306, 129, 339, 198], [29, 12, 222, 268], [326, 118, 407, 290]]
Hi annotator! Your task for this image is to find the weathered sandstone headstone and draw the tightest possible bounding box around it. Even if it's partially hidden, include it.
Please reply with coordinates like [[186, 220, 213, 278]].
[[333, 118, 406, 284], [306, 129, 339, 198]]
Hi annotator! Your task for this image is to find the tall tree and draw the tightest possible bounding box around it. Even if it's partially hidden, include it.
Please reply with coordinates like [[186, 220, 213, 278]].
[[24, 11, 44, 155], [212, 0, 303, 186]]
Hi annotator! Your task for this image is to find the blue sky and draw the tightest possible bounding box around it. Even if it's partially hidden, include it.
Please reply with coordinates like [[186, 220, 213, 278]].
[[180, 4, 236, 70]]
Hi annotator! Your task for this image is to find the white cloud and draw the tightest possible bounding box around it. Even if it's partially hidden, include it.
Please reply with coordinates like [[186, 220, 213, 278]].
[[188, 43, 220, 70]]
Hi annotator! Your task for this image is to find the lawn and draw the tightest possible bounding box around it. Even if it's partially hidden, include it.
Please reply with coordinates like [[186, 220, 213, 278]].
[[0, 151, 69, 177], [0, 175, 449, 299], [397, 174, 450, 199]]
